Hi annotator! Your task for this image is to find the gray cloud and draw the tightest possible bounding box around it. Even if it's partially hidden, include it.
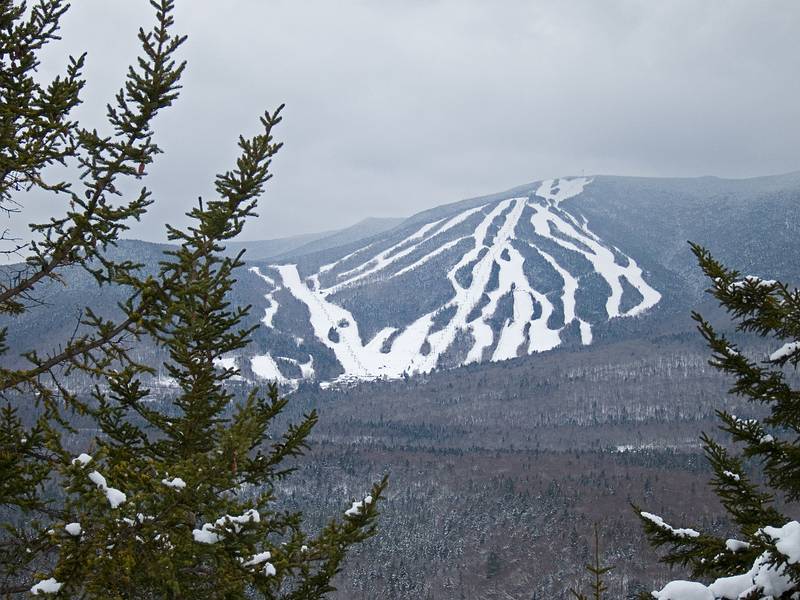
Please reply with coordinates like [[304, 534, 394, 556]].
[[20, 0, 800, 242]]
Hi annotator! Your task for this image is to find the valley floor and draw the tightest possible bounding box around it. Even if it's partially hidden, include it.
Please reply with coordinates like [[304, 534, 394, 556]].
[[269, 335, 768, 599]]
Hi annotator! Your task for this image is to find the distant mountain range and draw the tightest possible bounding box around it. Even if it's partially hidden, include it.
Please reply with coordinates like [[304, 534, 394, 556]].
[[221, 217, 405, 262], [4, 172, 799, 386]]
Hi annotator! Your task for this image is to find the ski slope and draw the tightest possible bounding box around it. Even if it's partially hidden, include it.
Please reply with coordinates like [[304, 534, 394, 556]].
[[247, 177, 661, 384]]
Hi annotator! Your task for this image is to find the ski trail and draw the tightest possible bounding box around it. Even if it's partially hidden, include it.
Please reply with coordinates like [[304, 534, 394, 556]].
[[328, 220, 446, 291], [254, 177, 660, 383], [531, 245, 592, 345], [531, 178, 660, 318], [392, 237, 469, 279], [326, 207, 486, 293], [250, 266, 280, 327]]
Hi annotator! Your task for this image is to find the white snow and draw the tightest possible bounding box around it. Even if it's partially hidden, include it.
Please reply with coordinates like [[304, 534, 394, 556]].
[[722, 470, 741, 482], [72, 453, 92, 467], [763, 521, 800, 564], [534, 245, 592, 345], [730, 276, 777, 290], [578, 320, 593, 345], [192, 525, 221, 545], [345, 500, 364, 517], [454, 198, 559, 362], [64, 522, 81, 536], [264, 563, 277, 576], [153, 375, 179, 388], [751, 551, 793, 597], [318, 242, 376, 274], [328, 208, 486, 293], [88, 470, 126, 508], [709, 573, 754, 599], [193, 509, 260, 545], [161, 477, 187, 490], [192, 523, 222, 544], [435, 205, 486, 234], [242, 551, 271, 567], [535, 177, 593, 206], [250, 351, 315, 389], [299, 356, 315, 379], [214, 357, 237, 371], [250, 354, 288, 383], [652, 526, 800, 600], [651, 580, 713, 600], [725, 539, 750, 552], [330, 219, 452, 292], [391, 237, 468, 278], [30, 578, 62, 595], [345, 494, 373, 517], [224, 509, 260, 529], [770, 342, 800, 362], [640, 512, 700, 538], [104, 488, 126, 508], [213, 356, 244, 381]]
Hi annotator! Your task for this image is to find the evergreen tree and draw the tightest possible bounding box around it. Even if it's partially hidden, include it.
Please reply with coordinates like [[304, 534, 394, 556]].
[[639, 243, 800, 599], [570, 524, 613, 600], [1, 0, 189, 590], [0, 1, 385, 597]]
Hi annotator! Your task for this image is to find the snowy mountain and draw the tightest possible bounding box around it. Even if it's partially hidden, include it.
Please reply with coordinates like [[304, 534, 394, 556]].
[[4, 172, 799, 387], [230, 172, 800, 387], [239, 177, 660, 385]]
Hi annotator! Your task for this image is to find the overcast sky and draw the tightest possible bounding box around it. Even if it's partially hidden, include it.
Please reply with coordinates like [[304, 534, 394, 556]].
[[25, 0, 800, 242]]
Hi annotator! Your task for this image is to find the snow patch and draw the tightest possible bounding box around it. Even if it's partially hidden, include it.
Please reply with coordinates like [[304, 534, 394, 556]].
[[651, 580, 713, 600], [242, 551, 271, 567], [770, 342, 799, 362], [193, 509, 260, 545], [72, 453, 92, 467], [640, 512, 700, 538], [30, 579, 62, 595], [651, 524, 800, 600], [763, 521, 800, 564], [250, 354, 288, 383], [88, 470, 126, 508], [162, 477, 187, 490]]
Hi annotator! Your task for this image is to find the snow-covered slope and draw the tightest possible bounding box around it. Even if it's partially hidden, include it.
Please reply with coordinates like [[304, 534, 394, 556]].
[[3, 172, 799, 387], [242, 177, 662, 385]]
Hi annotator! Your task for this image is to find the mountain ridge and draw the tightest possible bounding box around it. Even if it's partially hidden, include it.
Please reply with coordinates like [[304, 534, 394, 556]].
[[2, 171, 798, 388], [230, 172, 799, 387]]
